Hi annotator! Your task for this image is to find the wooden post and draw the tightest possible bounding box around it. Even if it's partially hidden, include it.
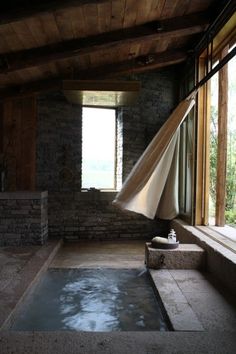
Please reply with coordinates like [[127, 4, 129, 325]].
[[195, 56, 210, 225], [215, 46, 228, 226]]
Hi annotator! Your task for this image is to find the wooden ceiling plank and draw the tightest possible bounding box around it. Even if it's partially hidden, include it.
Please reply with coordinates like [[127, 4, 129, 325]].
[[0, 11, 209, 74], [0, 24, 26, 52], [25, 17, 52, 47], [38, 13, 62, 44], [173, 0, 192, 16], [151, 0, 166, 19], [188, 0, 213, 14], [111, 0, 125, 31], [161, 0, 179, 19], [82, 3, 99, 36], [0, 0, 109, 25], [11, 22, 38, 50], [123, 0, 138, 28], [135, 0, 153, 25], [71, 7, 88, 38], [0, 30, 12, 53], [97, 2, 111, 33], [54, 9, 75, 41]]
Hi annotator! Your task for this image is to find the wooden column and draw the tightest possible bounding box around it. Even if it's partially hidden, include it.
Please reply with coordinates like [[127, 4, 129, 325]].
[[216, 46, 228, 226], [195, 57, 210, 225]]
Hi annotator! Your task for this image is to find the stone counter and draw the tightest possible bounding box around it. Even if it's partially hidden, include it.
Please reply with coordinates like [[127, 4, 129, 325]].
[[0, 191, 48, 246]]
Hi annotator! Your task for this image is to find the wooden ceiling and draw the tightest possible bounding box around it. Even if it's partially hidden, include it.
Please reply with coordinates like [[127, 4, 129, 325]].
[[0, 0, 232, 98]]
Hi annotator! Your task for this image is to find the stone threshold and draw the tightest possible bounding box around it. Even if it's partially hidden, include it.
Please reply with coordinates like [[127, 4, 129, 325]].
[[149, 269, 204, 332], [0, 239, 62, 330]]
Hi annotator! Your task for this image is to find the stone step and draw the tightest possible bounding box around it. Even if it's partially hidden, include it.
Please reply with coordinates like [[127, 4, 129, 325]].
[[145, 243, 206, 270]]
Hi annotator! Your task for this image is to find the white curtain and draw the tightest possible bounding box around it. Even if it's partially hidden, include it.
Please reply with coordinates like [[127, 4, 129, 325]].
[[112, 97, 195, 219]]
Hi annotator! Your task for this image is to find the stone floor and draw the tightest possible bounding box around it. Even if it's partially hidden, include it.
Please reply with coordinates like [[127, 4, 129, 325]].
[[1, 240, 236, 353]]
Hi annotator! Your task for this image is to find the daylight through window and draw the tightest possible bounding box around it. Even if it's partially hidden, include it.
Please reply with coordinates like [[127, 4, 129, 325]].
[[82, 107, 116, 189]]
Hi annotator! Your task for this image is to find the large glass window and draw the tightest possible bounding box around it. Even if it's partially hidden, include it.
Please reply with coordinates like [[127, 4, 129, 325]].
[[196, 40, 236, 229], [82, 107, 116, 190]]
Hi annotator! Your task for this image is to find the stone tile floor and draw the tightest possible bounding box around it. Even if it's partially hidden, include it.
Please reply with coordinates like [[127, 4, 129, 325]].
[[0, 240, 236, 353]]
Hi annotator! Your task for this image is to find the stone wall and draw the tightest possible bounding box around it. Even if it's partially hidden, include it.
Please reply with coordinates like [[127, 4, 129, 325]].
[[37, 92, 82, 191], [0, 192, 48, 246], [49, 191, 170, 240], [122, 70, 178, 179], [37, 69, 179, 241]]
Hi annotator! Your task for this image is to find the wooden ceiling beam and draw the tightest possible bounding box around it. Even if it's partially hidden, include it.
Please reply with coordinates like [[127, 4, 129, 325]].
[[0, 12, 209, 74], [0, 49, 187, 99], [0, 1, 108, 25]]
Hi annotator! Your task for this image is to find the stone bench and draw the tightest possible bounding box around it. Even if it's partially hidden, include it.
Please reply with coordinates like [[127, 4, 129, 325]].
[[145, 243, 206, 270]]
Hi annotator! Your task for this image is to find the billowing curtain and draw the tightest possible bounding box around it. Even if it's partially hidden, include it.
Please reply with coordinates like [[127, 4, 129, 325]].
[[112, 97, 195, 219]]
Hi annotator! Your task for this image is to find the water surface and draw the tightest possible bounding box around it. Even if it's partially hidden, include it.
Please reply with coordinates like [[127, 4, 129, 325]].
[[12, 268, 169, 331]]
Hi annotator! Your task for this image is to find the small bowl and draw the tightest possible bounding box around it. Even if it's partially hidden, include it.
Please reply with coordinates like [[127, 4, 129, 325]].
[[151, 240, 179, 249]]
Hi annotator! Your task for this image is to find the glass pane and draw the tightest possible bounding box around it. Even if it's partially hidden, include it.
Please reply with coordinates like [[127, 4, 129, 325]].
[[226, 53, 236, 227], [82, 107, 116, 189], [209, 70, 219, 225]]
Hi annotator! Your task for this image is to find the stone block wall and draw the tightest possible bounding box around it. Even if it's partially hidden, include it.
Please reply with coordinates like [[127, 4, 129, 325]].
[[37, 92, 82, 191], [0, 192, 48, 246], [37, 69, 179, 241], [48, 191, 170, 240], [122, 70, 178, 179]]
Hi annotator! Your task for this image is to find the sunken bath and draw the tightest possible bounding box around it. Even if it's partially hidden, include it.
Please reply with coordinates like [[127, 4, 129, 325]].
[[10, 268, 171, 332]]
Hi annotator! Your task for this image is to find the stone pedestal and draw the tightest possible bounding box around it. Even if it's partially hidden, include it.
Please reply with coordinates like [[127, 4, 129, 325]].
[[145, 243, 206, 270], [0, 191, 48, 246]]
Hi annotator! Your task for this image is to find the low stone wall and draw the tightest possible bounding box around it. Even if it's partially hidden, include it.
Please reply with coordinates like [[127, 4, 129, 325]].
[[48, 191, 170, 241], [171, 219, 236, 296], [0, 192, 48, 246]]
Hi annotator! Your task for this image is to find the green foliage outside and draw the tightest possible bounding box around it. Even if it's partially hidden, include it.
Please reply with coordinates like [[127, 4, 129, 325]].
[[209, 58, 236, 227]]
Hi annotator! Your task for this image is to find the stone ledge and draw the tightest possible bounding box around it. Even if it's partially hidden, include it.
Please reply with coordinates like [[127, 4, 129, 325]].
[[149, 269, 204, 331], [145, 243, 206, 270], [0, 239, 62, 330]]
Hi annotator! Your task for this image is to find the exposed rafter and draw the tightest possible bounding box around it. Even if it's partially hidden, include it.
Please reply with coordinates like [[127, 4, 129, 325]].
[[0, 12, 209, 74], [0, 0, 108, 25], [0, 49, 187, 99]]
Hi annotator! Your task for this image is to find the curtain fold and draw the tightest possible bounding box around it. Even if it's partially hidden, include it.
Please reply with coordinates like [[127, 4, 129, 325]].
[[113, 97, 195, 219]]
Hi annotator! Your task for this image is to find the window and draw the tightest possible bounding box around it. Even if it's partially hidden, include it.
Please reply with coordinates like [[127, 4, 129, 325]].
[[195, 24, 236, 228], [82, 107, 120, 190], [208, 49, 236, 227]]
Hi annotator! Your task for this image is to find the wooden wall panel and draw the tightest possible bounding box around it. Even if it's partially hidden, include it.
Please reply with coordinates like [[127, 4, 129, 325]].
[[2, 96, 36, 191]]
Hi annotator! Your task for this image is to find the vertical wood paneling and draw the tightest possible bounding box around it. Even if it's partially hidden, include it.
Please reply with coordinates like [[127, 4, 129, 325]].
[[2, 96, 36, 191]]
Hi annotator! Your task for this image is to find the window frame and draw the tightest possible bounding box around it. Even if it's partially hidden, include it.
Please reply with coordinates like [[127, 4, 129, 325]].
[[195, 29, 236, 226]]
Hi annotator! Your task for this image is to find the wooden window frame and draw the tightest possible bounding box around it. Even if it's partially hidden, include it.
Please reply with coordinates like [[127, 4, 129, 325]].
[[195, 38, 235, 226]]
